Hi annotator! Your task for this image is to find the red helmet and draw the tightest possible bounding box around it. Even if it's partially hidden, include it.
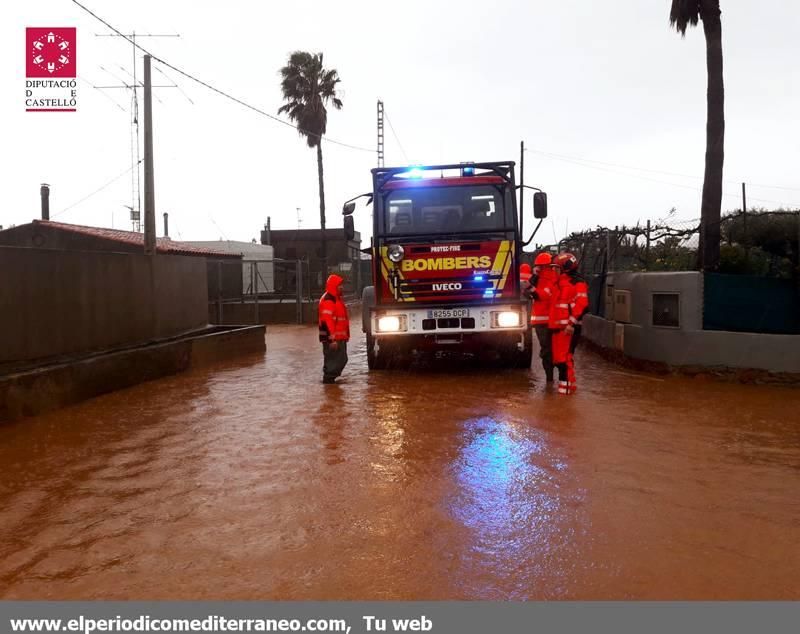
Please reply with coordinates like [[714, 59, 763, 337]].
[[554, 252, 578, 272], [519, 263, 532, 276], [534, 252, 552, 266]]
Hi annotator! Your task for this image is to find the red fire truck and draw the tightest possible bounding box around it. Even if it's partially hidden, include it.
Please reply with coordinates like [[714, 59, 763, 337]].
[[343, 161, 547, 369]]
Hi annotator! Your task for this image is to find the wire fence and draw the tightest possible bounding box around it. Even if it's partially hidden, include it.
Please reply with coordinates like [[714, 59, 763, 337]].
[[206, 256, 370, 326], [533, 209, 800, 279]]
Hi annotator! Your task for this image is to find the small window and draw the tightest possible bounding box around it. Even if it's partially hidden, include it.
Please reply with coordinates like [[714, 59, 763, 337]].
[[652, 293, 680, 328]]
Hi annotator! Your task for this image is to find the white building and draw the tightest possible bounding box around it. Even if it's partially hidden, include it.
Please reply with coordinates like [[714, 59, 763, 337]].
[[181, 240, 275, 294]]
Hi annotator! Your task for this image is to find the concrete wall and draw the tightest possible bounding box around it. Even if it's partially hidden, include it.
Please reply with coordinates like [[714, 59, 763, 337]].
[[0, 325, 265, 423], [209, 299, 362, 326], [0, 246, 209, 371], [620, 320, 800, 373], [606, 271, 703, 330], [583, 271, 800, 374], [209, 301, 317, 325]]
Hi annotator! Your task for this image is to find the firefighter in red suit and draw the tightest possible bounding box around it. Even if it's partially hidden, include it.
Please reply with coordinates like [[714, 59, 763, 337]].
[[550, 253, 589, 394], [524, 252, 558, 382], [318, 274, 350, 384], [519, 262, 532, 288]]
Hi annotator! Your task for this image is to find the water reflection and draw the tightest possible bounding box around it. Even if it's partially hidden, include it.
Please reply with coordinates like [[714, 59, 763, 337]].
[[312, 385, 348, 466], [448, 416, 577, 598]]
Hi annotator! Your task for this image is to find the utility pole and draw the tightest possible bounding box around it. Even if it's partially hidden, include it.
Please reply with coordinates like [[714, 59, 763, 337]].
[[742, 182, 748, 235], [796, 210, 800, 293], [377, 100, 385, 167], [742, 182, 749, 265], [519, 140, 524, 242], [143, 54, 156, 255]]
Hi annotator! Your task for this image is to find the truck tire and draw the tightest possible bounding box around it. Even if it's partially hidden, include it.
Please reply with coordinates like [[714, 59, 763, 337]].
[[361, 286, 376, 333], [362, 287, 388, 370]]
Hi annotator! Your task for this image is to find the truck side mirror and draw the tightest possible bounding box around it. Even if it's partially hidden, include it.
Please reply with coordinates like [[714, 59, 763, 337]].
[[344, 215, 355, 241], [533, 192, 548, 219], [343, 201, 356, 215]]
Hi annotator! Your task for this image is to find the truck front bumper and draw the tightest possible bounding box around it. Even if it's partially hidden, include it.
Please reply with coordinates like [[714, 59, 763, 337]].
[[370, 303, 528, 339]]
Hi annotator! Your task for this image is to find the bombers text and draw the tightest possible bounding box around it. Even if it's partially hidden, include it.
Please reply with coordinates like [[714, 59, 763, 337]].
[[400, 255, 492, 272]]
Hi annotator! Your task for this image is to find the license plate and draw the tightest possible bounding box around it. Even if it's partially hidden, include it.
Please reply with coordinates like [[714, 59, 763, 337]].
[[428, 308, 470, 319]]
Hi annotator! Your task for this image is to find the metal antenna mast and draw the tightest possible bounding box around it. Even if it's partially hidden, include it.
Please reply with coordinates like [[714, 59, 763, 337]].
[[377, 100, 385, 167], [95, 32, 179, 231]]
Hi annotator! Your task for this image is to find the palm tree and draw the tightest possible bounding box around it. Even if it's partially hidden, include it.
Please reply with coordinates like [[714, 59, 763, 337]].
[[278, 51, 343, 278], [670, 0, 725, 271]]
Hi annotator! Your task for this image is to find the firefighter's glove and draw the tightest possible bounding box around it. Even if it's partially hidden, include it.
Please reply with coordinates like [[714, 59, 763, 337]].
[[565, 324, 575, 335], [523, 282, 537, 300]]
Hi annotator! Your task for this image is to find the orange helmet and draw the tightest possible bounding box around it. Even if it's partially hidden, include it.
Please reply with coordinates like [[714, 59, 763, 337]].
[[534, 252, 552, 266], [554, 252, 578, 272]]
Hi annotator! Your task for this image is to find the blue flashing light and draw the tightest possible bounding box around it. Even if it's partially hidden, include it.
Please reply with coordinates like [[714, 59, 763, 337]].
[[462, 166, 475, 176], [474, 275, 484, 282], [483, 289, 494, 297], [407, 167, 425, 179]]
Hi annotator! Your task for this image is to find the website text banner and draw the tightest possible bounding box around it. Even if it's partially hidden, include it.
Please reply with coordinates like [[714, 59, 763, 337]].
[[1, 602, 798, 634]]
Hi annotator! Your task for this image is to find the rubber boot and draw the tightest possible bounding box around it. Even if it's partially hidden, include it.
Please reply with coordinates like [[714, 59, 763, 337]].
[[556, 363, 569, 395]]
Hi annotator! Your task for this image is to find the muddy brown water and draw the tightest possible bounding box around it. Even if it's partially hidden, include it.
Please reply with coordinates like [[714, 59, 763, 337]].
[[1, 325, 799, 599]]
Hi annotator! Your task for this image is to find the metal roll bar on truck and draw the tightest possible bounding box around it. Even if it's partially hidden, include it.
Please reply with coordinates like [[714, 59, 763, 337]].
[[342, 161, 548, 369]]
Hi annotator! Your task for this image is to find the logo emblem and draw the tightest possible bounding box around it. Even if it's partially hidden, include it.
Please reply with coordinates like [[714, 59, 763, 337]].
[[25, 28, 78, 112], [432, 283, 463, 291]]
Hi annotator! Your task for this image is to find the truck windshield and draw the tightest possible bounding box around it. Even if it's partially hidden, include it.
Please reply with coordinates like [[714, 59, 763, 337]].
[[383, 185, 509, 235]]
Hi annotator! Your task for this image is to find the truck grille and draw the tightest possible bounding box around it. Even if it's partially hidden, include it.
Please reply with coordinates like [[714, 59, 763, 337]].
[[422, 318, 475, 331]]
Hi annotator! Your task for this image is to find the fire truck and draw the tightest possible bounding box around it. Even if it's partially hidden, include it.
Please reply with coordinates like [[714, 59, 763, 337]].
[[342, 161, 547, 369]]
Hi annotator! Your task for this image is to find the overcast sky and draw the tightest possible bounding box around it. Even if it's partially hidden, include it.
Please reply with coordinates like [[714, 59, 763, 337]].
[[2, 0, 799, 247]]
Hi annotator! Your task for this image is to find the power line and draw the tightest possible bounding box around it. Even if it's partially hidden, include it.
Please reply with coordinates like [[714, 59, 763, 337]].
[[530, 148, 705, 181], [532, 150, 800, 208], [527, 147, 800, 193], [385, 111, 409, 164], [71, 0, 373, 153], [52, 161, 142, 218]]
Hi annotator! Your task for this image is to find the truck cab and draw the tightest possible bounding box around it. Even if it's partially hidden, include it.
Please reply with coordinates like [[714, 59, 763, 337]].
[[343, 161, 547, 369]]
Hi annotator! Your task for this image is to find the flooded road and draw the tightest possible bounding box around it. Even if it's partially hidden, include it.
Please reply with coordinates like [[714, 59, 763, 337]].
[[1, 324, 799, 600]]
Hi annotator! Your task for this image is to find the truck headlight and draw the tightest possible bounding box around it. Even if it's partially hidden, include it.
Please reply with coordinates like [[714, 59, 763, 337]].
[[377, 315, 407, 332], [492, 311, 521, 328], [387, 244, 405, 263]]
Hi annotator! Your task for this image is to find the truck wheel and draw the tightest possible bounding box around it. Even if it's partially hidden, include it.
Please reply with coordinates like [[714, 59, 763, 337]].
[[361, 286, 376, 333]]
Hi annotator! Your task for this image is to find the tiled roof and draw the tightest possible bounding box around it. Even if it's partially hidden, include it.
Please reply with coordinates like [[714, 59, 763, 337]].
[[32, 220, 242, 258], [268, 228, 360, 238]]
